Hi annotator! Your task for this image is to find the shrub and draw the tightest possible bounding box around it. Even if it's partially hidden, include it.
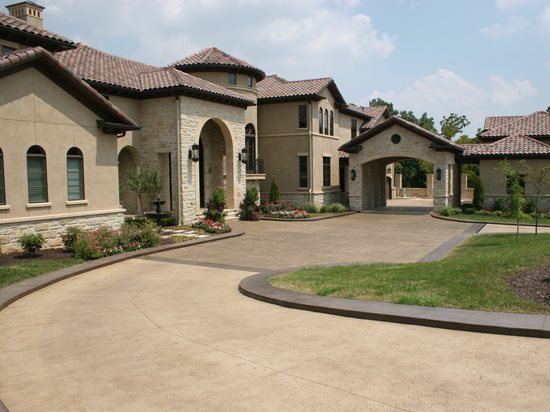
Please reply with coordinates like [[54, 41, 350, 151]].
[[329, 203, 346, 213], [492, 198, 506, 212], [204, 186, 227, 222], [269, 176, 280, 203], [61, 227, 82, 252], [300, 203, 318, 213], [260, 200, 296, 214], [73, 236, 98, 260], [319, 205, 329, 213], [469, 173, 484, 210], [438, 206, 462, 216], [124, 217, 150, 229], [160, 216, 178, 227], [464, 207, 476, 214], [523, 199, 536, 214], [461, 203, 474, 212], [120, 220, 159, 248], [239, 187, 259, 221], [192, 219, 232, 234], [18, 233, 45, 256]]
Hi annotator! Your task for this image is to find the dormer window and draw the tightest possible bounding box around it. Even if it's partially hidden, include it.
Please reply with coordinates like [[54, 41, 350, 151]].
[[228, 72, 237, 85]]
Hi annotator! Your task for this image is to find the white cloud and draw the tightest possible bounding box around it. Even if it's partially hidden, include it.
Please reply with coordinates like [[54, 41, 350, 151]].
[[490, 76, 537, 105], [368, 69, 537, 134], [495, 0, 533, 12], [480, 17, 528, 38]]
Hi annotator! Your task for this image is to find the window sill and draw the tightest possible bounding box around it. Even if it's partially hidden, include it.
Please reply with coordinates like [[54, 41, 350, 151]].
[[26, 202, 52, 209], [0, 204, 10, 210], [66, 200, 88, 206]]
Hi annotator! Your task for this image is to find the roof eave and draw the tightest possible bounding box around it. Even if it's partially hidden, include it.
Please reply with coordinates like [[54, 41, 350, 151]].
[[173, 63, 266, 81], [0, 26, 76, 52], [257, 94, 323, 104]]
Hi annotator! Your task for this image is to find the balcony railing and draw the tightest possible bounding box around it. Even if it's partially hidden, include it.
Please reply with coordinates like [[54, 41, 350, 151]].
[[246, 159, 264, 174]]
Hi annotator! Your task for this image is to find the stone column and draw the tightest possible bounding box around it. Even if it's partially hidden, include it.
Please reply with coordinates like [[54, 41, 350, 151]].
[[433, 164, 450, 210], [426, 174, 434, 198], [394, 173, 402, 198], [348, 161, 363, 211]]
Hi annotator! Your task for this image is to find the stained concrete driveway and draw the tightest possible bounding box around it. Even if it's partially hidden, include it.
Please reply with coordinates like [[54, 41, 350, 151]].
[[1, 213, 549, 411]]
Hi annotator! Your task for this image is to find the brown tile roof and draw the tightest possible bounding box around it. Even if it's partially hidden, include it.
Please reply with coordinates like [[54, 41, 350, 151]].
[[171, 46, 265, 80], [55, 44, 254, 106], [338, 151, 349, 159], [361, 105, 391, 129], [483, 115, 523, 130], [340, 116, 463, 154], [461, 135, 550, 157], [480, 111, 550, 139], [0, 46, 139, 130], [257, 74, 345, 104], [340, 103, 372, 121], [0, 12, 75, 50]]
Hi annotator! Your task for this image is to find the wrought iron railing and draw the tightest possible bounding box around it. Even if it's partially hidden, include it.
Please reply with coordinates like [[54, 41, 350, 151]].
[[246, 159, 264, 174]]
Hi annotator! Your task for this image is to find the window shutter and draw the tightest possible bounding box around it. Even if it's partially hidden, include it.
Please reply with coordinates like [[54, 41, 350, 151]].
[[67, 157, 83, 200], [27, 156, 47, 202]]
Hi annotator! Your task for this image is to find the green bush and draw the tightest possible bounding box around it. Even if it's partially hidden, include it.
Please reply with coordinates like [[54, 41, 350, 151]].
[[492, 198, 506, 212], [18, 233, 45, 256], [124, 217, 150, 229], [438, 206, 462, 216], [464, 207, 475, 214], [319, 205, 329, 213], [159, 216, 177, 227], [121, 220, 160, 248], [301, 204, 318, 213], [239, 187, 259, 221], [469, 173, 484, 210], [204, 186, 227, 222], [329, 203, 346, 213], [523, 199, 536, 214], [61, 227, 82, 252], [269, 176, 280, 203], [73, 236, 98, 260]]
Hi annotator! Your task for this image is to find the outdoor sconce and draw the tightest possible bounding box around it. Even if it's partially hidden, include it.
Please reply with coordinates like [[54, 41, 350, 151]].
[[351, 169, 357, 181], [436, 168, 442, 181], [239, 148, 248, 164], [387, 167, 392, 175], [189, 144, 200, 162]]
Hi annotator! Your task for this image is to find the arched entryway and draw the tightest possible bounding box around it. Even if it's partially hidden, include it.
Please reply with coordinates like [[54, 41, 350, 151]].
[[118, 146, 140, 214], [340, 116, 462, 212], [197, 118, 236, 209]]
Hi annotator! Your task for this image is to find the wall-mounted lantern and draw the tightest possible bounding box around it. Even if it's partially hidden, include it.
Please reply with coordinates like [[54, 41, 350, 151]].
[[189, 144, 200, 162], [387, 167, 392, 175], [239, 148, 248, 164], [436, 168, 442, 181], [351, 169, 357, 181]]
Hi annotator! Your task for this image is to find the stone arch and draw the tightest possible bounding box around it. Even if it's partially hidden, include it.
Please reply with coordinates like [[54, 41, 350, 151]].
[[344, 118, 460, 212], [118, 146, 140, 214], [195, 118, 236, 209]]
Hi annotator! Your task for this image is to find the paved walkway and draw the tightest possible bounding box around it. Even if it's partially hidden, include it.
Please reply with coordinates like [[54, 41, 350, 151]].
[[1, 213, 549, 411]]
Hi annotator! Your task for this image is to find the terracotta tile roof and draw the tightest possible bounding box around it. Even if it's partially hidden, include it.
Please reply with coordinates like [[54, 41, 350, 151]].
[[483, 115, 523, 130], [0, 12, 75, 49], [361, 105, 390, 129], [480, 111, 550, 139], [0, 46, 139, 130], [171, 46, 265, 80], [461, 135, 550, 157], [55, 44, 254, 106], [257, 74, 345, 103]]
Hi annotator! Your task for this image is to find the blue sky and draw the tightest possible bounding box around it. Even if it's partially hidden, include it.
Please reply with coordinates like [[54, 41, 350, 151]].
[[2, 0, 548, 136]]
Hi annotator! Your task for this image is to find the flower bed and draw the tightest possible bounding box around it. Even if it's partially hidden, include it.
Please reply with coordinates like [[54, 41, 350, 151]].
[[264, 210, 310, 219], [192, 219, 232, 234]]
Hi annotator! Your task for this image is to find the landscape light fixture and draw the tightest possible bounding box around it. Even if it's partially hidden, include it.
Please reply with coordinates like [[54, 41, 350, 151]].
[[436, 168, 442, 181], [239, 148, 248, 163], [351, 169, 357, 181]]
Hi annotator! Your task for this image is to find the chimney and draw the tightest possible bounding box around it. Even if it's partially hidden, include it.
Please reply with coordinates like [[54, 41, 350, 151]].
[[6, 1, 45, 28]]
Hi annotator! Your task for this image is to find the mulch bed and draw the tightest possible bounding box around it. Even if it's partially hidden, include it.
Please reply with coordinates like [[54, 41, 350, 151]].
[[508, 265, 550, 307], [0, 248, 74, 265]]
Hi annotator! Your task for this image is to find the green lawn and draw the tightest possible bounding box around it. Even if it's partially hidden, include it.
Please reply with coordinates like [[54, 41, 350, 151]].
[[445, 213, 550, 225], [0, 258, 82, 289], [270, 234, 550, 314]]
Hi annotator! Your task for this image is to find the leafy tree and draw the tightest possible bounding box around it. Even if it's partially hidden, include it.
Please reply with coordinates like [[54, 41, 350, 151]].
[[500, 160, 525, 242], [440, 113, 471, 140], [547, 106, 550, 113], [524, 163, 550, 235], [368, 98, 397, 116], [454, 135, 479, 144], [395, 159, 429, 187], [127, 169, 164, 213]]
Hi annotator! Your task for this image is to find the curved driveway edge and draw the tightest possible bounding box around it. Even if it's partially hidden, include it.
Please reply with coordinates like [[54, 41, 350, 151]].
[[239, 271, 550, 339], [261, 211, 357, 221], [0, 230, 244, 312]]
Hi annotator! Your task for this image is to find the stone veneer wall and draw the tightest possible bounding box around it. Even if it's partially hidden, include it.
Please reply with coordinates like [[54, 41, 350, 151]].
[[260, 190, 343, 207], [0, 212, 124, 253]]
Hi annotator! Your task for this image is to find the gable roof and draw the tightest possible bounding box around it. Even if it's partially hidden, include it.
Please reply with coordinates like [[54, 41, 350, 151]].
[[480, 111, 550, 140], [339, 116, 463, 154], [55, 44, 254, 107], [483, 115, 523, 131], [361, 105, 391, 129], [460, 134, 550, 159], [0, 12, 76, 51], [257, 74, 346, 105], [339, 103, 372, 122], [0, 47, 139, 134], [170, 46, 265, 81]]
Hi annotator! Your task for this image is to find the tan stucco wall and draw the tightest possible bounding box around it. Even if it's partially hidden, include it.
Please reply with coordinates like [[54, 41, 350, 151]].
[[0, 68, 121, 223]]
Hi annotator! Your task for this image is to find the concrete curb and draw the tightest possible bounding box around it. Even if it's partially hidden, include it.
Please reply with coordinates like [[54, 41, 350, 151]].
[[238, 223, 550, 339], [0, 230, 244, 312], [261, 211, 357, 222], [432, 212, 550, 227], [239, 270, 550, 339]]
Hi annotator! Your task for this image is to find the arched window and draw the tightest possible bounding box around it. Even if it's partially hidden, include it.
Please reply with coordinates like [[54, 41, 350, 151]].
[[319, 108, 323, 134], [67, 147, 84, 200], [324, 109, 328, 135], [330, 111, 334, 136], [27, 145, 48, 203], [0, 148, 5, 205]]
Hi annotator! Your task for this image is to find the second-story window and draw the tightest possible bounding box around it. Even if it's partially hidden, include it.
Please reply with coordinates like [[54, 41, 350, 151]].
[[351, 119, 357, 138], [248, 76, 253, 87], [298, 105, 307, 128], [228, 72, 237, 85], [324, 109, 328, 135], [330, 111, 334, 136]]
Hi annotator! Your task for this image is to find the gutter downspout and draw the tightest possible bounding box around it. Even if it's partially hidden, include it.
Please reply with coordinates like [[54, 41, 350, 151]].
[[176, 96, 183, 225], [308, 100, 313, 205]]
